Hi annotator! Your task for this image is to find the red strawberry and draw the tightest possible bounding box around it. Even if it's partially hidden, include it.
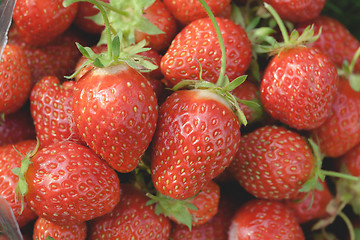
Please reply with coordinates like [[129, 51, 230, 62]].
[[311, 77, 360, 157], [73, 62, 158, 173], [163, 0, 232, 26], [284, 180, 333, 224], [160, 17, 252, 88], [88, 184, 171, 240], [12, 0, 78, 46], [33, 217, 87, 240], [30, 76, 83, 147], [0, 140, 38, 227], [229, 125, 314, 200], [296, 16, 360, 72], [228, 199, 305, 239], [134, 0, 179, 52], [8, 27, 87, 85], [260, 46, 339, 130], [263, 0, 326, 23], [0, 106, 36, 147], [73, 0, 108, 34], [20, 141, 121, 225], [0, 44, 32, 115], [151, 89, 241, 199]]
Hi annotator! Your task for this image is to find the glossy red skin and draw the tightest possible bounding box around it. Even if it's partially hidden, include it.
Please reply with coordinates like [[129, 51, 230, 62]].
[[33, 217, 87, 240], [151, 89, 241, 199], [9, 27, 86, 85], [0, 140, 38, 227], [73, 63, 158, 173], [89, 184, 171, 240], [263, 0, 325, 23], [0, 107, 36, 147], [230, 125, 314, 200], [25, 141, 121, 225], [134, 0, 178, 52], [297, 16, 360, 72], [175, 180, 220, 226], [312, 77, 360, 158], [341, 143, 360, 177], [284, 180, 332, 224], [228, 199, 305, 240], [260, 47, 339, 130], [161, 17, 252, 88], [30, 76, 83, 147], [12, 0, 78, 46], [231, 80, 261, 124], [73, 0, 108, 34], [0, 44, 32, 115], [163, 0, 232, 26]]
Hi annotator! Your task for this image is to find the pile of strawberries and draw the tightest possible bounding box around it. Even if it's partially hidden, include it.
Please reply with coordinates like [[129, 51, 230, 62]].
[[1, 0, 360, 239]]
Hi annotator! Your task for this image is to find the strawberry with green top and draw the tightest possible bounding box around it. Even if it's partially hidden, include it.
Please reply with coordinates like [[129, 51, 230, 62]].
[[260, 3, 339, 130], [33, 217, 87, 240], [14, 141, 121, 226]]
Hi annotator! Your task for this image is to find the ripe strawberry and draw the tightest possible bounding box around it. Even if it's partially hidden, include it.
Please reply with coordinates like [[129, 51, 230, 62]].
[[88, 184, 171, 240], [12, 0, 78, 46], [284, 180, 333, 224], [30, 76, 83, 147], [0, 44, 32, 115], [73, 62, 158, 173], [33, 217, 87, 240], [151, 89, 241, 199], [0, 106, 36, 147], [260, 46, 339, 130], [73, 0, 108, 34], [163, 0, 232, 26], [311, 77, 360, 158], [263, 0, 326, 23], [296, 16, 360, 72], [228, 199, 305, 239], [8, 27, 87, 85], [160, 17, 252, 88], [229, 125, 314, 200], [20, 141, 121, 225], [134, 0, 179, 52], [0, 140, 38, 227]]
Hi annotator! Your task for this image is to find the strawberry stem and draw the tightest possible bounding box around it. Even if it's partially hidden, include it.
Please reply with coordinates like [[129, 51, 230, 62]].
[[263, 3, 289, 43], [349, 46, 360, 73], [338, 211, 355, 240], [198, 0, 227, 87]]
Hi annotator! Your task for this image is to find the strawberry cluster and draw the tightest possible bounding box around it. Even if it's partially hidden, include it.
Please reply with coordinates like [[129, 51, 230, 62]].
[[1, 0, 360, 240]]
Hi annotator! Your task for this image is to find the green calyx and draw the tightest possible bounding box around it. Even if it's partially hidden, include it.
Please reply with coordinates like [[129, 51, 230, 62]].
[[338, 46, 360, 92], [145, 192, 198, 230], [63, 0, 158, 78], [11, 139, 40, 214]]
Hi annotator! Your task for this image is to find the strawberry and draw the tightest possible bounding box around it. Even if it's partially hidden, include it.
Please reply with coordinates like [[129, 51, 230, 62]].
[[0, 140, 38, 228], [73, 0, 108, 34], [160, 17, 252, 88], [296, 16, 360, 72], [12, 0, 78, 46], [151, 89, 241, 200], [33, 217, 87, 240], [30, 76, 83, 147], [0, 44, 32, 115], [262, 0, 326, 23], [73, 62, 158, 173], [16, 141, 121, 226], [8, 27, 87, 85], [228, 199, 305, 239], [0, 106, 36, 147], [260, 46, 339, 130], [311, 77, 360, 157], [134, 0, 179, 52], [88, 184, 171, 240], [284, 180, 333, 224], [163, 0, 232, 26], [229, 125, 314, 200]]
